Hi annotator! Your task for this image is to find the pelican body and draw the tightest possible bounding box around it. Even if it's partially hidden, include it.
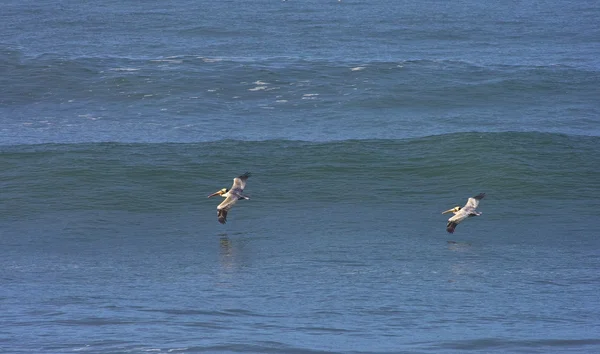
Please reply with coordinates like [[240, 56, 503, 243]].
[[442, 193, 485, 233], [208, 172, 251, 224]]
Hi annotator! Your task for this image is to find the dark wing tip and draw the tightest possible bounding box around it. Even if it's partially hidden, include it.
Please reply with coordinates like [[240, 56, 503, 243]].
[[474, 193, 485, 200], [446, 222, 457, 234], [217, 210, 227, 224], [239, 172, 251, 180]]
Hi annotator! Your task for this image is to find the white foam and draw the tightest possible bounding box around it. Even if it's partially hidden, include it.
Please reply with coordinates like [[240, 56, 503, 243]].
[[351, 66, 366, 71], [110, 68, 139, 72], [72, 345, 91, 352], [150, 59, 183, 64], [302, 93, 319, 99], [78, 114, 99, 121], [248, 86, 267, 91]]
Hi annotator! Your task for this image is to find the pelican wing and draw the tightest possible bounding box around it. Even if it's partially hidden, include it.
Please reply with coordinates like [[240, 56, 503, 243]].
[[464, 193, 485, 210], [230, 172, 251, 194], [216, 194, 239, 224], [217, 209, 228, 224], [446, 221, 458, 233], [217, 194, 239, 212], [447, 208, 470, 224]]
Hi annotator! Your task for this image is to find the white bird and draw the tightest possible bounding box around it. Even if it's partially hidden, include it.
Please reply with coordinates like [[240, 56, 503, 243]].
[[442, 193, 485, 233], [207, 172, 251, 224]]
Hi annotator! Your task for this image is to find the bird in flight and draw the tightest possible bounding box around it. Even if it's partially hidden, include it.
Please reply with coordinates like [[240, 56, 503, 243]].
[[442, 193, 485, 233], [208, 172, 251, 224]]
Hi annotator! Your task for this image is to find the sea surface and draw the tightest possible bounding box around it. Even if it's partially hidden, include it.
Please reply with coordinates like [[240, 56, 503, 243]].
[[1, 1, 600, 353]]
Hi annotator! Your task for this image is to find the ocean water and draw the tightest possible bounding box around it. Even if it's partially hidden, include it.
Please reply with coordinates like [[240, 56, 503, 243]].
[[1, 1, 600, 353]]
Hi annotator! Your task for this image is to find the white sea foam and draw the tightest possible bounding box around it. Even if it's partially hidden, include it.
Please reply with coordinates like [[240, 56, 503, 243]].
[[72, 345, 91, 352], [248, 86, 267, 91], [150, 59, 183, 64], [77, 114, 99, 121], [302, 93, 319, 99], [109, 68, 140, 72], [201, 57, 223, 63]]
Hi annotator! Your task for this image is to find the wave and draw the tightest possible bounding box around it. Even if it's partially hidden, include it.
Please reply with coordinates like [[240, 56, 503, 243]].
[[4, 44, 599, 70], [3, 48, 596, 120], [3, 46, 597, 145], [2, 132, 598, 218], [5, 48, 599, 72], [1, 130, 597, 147]]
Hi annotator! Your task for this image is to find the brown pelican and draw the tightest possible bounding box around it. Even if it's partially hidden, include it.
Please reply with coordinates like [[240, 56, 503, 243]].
[[442, 193, 485, 233], [207, 172, 251, 224]]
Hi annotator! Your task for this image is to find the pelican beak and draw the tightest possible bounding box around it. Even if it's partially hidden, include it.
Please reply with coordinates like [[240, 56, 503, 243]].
[[442, 207, 459, 214], [207, 190, 223, 198]]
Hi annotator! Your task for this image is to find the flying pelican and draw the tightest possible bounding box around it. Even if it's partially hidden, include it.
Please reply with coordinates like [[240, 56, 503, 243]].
[[442, 193, 485, 233], [207, 172, 251, 224]]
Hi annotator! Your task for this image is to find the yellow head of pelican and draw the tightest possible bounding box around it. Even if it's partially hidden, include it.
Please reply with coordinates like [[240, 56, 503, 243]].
[[442, 206, 461, 215], [207, 188, 228, 198]]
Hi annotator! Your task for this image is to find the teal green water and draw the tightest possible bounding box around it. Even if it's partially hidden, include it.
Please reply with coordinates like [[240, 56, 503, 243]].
[[3, 132, 599, 212]]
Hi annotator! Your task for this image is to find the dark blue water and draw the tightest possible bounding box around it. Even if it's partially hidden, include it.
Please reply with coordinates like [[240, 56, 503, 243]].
[[1, 1, 600, 353]]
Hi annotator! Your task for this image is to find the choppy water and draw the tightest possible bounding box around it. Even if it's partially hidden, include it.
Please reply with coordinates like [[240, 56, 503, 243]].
[[1, 0, 600, 353]]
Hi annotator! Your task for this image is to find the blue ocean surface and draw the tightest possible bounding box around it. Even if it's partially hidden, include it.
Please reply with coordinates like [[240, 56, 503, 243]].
[[1, 1, 600, 353]]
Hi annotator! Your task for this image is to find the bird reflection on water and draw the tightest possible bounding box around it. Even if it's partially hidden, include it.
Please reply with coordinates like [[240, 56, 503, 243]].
[[216, 233, 254, 287]]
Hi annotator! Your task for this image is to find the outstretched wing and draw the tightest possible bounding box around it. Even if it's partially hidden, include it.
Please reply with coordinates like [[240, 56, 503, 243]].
[[217, 194, 238, 212], [217, 209, 228, 224], [464, 193, 485, 210], [216, 194, 239, 224], [447, 208, 470, 224], [230, 172, 251, 194], [446, 221, 458, 233]]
